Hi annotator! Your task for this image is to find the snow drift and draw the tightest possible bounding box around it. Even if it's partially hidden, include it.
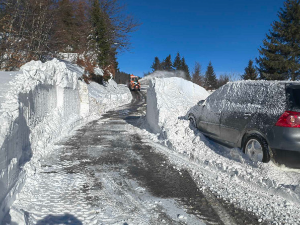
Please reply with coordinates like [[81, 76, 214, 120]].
[[0, 59, 132, 224], [146, 77, 300, 224]]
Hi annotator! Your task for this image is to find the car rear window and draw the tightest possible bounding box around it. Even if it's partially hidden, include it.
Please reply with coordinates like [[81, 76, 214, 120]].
[[286, 85, 300, 110]]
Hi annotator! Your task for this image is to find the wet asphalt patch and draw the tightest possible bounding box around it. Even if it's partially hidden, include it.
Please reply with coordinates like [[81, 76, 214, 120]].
[[126, 135, 222, 224]]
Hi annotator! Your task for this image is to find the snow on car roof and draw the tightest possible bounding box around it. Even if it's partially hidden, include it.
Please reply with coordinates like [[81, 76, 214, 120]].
[[228, 80, 300, 85]]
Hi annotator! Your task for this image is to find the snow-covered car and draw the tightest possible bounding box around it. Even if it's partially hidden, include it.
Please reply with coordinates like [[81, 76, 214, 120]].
[[187, 81, 300, 168]]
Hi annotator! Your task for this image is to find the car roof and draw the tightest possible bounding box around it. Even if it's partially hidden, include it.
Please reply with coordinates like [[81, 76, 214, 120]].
[[228, 80, 300, 86]]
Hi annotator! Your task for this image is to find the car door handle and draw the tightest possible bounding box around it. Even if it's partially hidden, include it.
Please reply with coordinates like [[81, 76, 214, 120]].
[[244, 113, 251, 116]]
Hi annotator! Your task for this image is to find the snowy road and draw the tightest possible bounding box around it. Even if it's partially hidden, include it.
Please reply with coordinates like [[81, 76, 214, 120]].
[[8, 90, 268, 225]]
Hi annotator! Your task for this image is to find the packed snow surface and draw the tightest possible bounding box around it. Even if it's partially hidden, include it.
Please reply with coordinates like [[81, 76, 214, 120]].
[[145, 76, 300, 224], [0, 59, 132, 224]]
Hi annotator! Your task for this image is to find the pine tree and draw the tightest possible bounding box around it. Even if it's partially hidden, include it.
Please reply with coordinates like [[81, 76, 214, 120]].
[[256, 0, 300, 80], [163, 54, 173, 71], [241, 60, 258, 80], [173, 52, 182, 70], [53, 0, 76, 52], [151, 57, 161, 71], [204, 61, 217, 90], [91, 0, 111, 67], [192, 62, 203, 86], [73, 0, 91, 53], [181, 57, 191, 80]]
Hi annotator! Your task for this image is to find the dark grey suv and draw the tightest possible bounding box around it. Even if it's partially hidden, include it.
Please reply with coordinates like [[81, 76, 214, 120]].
[[187, 81, 300, 168]]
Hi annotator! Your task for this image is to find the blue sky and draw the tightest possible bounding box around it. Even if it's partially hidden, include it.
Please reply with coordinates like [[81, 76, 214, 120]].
[[117, 0, 285, 78]]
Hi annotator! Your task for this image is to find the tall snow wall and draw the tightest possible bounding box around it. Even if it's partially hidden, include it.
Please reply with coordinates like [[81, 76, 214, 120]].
[[0, 59, 132, 223], [146, 77, 209, 133]]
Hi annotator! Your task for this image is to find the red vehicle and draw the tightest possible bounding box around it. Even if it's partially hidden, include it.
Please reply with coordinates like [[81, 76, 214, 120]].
[[128, 74, 141, 91]]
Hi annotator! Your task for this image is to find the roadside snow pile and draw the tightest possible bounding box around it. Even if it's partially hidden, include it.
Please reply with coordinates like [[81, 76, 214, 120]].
[[0, 59, 132, 224], [146, 77, 300, 224], [146, 77, 209, 133], [0, 72, 19, 105]]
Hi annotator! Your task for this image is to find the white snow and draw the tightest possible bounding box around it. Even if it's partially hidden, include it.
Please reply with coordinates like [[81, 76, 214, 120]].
[[0, 59, 132, 224], [145, 75, 300, 224], [0, 71, 19, 105], [146, 77, 209, 134], [3, 63, 300, 224], [139, 70, 186, 85]]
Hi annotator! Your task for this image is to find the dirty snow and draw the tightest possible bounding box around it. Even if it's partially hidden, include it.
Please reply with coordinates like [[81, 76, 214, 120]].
[[144, 75, 300, 224], [0, 59, 132, 224]]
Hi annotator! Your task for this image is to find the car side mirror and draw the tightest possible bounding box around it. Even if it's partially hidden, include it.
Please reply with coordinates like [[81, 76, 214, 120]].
[[197, 100, 205, 106]]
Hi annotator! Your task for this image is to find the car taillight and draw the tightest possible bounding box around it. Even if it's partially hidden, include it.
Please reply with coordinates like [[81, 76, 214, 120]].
[[275, 111, 300, 127]]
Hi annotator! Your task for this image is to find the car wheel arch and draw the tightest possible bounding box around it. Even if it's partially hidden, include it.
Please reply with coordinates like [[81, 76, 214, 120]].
[[240, 129, 268, 147], [188, 113, 197, 128], [188, 113, 196, 119], [241, 130, 273, 160]]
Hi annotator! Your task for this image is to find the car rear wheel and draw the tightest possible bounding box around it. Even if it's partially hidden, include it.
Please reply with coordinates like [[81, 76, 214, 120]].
[[188, 115, 197, 128], [243, 134, 270, 163]]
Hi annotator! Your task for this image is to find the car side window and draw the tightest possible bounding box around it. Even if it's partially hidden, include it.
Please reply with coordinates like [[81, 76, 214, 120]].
[[229, 83, 253, 105], [252, 85, 267, 105], [265, 83, 286, 112], [205, 84, 231, 114], [207, 84, 231, 102], [228, 83, 240, 104]]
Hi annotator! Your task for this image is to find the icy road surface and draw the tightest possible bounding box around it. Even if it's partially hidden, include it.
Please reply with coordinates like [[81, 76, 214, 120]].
[[8, 90, 267, 225]]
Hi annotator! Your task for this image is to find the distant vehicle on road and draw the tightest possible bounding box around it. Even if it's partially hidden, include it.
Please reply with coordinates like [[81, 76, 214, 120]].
[[128, 74, 141, 91], [187, 81, 300, 168]]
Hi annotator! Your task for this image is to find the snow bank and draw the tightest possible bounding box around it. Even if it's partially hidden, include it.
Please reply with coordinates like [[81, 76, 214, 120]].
[[0, 59, 132, 223], [0, 72, 19, 105], [146, 77, 209, 133], [146, 77, 300, 224]]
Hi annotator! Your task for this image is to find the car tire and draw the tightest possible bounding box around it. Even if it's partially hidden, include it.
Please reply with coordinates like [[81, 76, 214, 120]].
[[188, 115, 197, 128], [243, 134, 270, 163]]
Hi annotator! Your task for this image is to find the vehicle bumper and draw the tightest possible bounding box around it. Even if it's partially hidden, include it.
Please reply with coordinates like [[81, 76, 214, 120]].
[[271, 149, 300, 169], [268, 126, 300, 168]]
